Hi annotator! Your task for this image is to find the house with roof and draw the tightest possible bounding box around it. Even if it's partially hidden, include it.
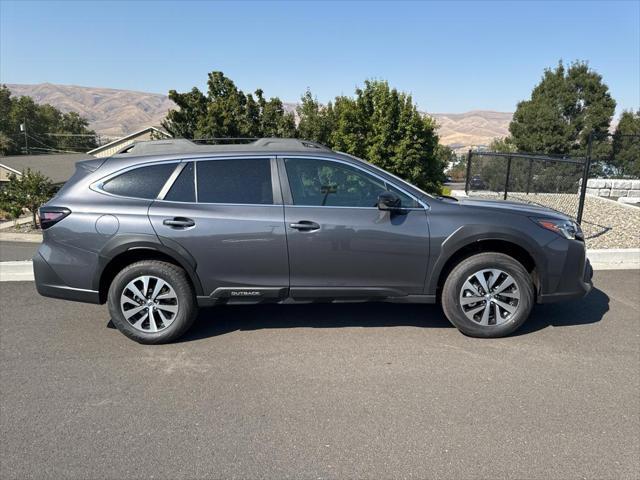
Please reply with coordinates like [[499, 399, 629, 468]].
[[0, 153, 93, 186], [87, 126, 170, 158], [0, 126, 172, 186]]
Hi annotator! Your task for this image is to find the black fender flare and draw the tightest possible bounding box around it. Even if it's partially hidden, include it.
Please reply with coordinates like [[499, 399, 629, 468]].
[[425, 224, 546, 295], [92, 233, 204, 297]]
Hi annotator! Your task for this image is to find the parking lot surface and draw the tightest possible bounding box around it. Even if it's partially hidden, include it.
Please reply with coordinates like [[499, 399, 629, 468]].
[[1, 270, 639, 479]]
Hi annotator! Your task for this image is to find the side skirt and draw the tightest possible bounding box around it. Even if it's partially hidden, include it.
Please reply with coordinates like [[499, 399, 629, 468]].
[[196, 288, 436, 307]]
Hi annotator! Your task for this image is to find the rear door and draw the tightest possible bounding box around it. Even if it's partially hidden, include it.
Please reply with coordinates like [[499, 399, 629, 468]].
[[148, 157, 289, 300], [279, 156, 430, 299]]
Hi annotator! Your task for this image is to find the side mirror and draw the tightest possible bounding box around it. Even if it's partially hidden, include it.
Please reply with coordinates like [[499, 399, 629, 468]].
[[377, 191, 402, 211]]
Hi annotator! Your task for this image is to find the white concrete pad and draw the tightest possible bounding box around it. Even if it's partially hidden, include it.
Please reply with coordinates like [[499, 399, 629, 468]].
[[0, 261, 35, 282]]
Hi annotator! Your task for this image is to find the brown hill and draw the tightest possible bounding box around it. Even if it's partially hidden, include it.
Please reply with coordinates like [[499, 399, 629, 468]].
[[6, 83, 175, 138], [430, 111, 512, 151], [6, 83, 513, 148]]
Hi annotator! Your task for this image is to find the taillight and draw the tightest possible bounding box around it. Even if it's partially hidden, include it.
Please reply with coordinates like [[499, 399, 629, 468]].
[[39, 207, 71, 230]]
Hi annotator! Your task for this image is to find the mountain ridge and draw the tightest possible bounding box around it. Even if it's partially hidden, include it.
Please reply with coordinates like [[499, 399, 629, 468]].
[[6, 83, 512, 149]]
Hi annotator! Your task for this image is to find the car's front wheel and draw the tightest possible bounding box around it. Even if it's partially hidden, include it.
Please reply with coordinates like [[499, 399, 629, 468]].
[[442, 252, 534, 338], [107, 260, 198, 344]]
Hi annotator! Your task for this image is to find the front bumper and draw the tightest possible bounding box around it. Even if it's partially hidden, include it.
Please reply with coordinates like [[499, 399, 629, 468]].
[[33, 252, 100, 304], [538, 257, 593, 304]]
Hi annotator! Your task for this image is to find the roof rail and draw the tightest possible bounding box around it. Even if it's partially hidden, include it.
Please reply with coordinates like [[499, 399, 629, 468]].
[[115, 137, 331, 157]]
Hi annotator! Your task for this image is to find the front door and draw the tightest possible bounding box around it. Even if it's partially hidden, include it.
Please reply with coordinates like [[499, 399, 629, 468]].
[[148, 157, 289, 299], [279, 157, 430, 299]]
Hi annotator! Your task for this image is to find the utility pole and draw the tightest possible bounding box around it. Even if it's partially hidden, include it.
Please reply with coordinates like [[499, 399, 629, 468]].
[[20, 121, 29, 154]]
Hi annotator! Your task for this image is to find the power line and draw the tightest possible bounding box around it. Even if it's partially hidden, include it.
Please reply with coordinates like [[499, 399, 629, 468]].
[[25, 133, 83, 154], [44, 132, 99, 137]]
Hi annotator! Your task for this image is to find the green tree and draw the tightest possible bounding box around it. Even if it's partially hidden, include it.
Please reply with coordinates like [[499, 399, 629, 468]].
[[296, 90, 333, 145], [0, 169, 55, 227], [611, 110, 640, 177], [162, 72, 295, 140], [163, 73, 443, 193], [297, 80, 442, 193], [0, 85, 97, 155], [163, 87, 208, 139], [509, 61, 616, 159], [0, 132, 13, 155]]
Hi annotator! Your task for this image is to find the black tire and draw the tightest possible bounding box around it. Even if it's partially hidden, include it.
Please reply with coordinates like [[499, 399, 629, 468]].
[[107, 260, 197, 344], [441, 252, 534, 338]]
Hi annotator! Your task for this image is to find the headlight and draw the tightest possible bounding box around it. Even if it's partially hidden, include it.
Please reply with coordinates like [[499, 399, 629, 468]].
[[532, 217, 583, 241]]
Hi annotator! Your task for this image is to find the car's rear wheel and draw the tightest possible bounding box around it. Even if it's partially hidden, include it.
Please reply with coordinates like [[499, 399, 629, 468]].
[[108, 260, 197, 344], [442, 252, 534, 338]]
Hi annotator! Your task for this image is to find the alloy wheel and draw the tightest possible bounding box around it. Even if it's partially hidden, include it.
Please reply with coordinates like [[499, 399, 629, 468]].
[[459, 269, 520, 326], [120, 275, 179, 333]]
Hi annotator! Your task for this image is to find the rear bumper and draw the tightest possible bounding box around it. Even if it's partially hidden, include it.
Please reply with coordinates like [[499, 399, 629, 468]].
[[33, 252, 100, 304], [538, 257, 593, 304]]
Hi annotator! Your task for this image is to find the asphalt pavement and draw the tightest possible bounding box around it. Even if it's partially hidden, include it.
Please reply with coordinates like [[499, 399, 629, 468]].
[[1, 270, 639, 479], [0, 241, 39, 262]]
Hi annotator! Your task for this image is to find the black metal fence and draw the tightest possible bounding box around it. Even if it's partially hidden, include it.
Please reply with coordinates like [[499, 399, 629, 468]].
[[465, 150, 589, 213], [463, 148, 610, 238], [463, 133, 640, 241]]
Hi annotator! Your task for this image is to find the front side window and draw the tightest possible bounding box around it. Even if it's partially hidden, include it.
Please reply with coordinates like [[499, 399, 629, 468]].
[[101, 163, 177, 199], [196, 158, 273, 204], [284, 158, 419, 208]]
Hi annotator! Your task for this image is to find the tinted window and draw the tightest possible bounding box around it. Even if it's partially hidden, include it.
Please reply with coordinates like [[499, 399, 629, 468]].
[[102, 163, 176, 199], [387, 183, 420, 208], [285, 158, 419, 208], [165, 162, 195, 202], [196, 159, 273, 204]]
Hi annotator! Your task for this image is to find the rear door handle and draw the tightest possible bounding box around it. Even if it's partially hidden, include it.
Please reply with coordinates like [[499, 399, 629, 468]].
[[289, 221, 320, 231], [163, 217, 195, 228]]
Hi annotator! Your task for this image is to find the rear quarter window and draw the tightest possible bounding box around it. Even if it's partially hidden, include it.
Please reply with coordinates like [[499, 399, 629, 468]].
[[165, 162, 195, 202], [101, 163, 177, 199]]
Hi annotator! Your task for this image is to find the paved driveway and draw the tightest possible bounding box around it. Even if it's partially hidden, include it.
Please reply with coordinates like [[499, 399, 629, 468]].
[[1, 270, 638, 479]]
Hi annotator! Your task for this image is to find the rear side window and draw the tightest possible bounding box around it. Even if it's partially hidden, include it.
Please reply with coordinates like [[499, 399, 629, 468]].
[[102, 163, 176, 199], [196, 159, 273, 204], [165, 162, 195, 202]]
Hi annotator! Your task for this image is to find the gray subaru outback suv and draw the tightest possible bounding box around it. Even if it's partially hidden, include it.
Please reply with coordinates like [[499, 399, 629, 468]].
[[34, 138, 592, 343]]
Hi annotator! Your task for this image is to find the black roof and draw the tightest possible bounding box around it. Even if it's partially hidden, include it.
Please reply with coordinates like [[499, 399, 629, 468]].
[[116, 138, 332, 157]]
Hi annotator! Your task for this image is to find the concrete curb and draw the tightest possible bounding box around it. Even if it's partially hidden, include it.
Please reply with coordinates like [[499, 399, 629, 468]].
[[587, 248, 640, 270], [1, 249, 638, 283], [0, 232, 43, 243], [0, 217, 33, 231]]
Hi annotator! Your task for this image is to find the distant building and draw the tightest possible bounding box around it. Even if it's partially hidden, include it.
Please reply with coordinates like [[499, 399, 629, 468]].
[[0, 127, 172, 187], [88, 126, 170, 158], [0, 153, 92, 186]]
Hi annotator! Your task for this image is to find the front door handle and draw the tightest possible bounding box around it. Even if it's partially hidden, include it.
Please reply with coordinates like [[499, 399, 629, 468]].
[[289, 221, 320, 231], [163, 217, 195, 228]]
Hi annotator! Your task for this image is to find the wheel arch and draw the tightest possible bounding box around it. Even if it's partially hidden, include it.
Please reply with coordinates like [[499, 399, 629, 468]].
[[428, 229, 543, 301], [94, 235, 203, 303]]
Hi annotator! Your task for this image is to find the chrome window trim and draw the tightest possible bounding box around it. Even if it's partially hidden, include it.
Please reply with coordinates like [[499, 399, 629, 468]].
[[152, 200, 283, 207], [280, 155, 430, 210]]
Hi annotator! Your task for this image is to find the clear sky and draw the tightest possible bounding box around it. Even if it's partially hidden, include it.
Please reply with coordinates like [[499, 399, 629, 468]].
[[1, 0, 638, 114]]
